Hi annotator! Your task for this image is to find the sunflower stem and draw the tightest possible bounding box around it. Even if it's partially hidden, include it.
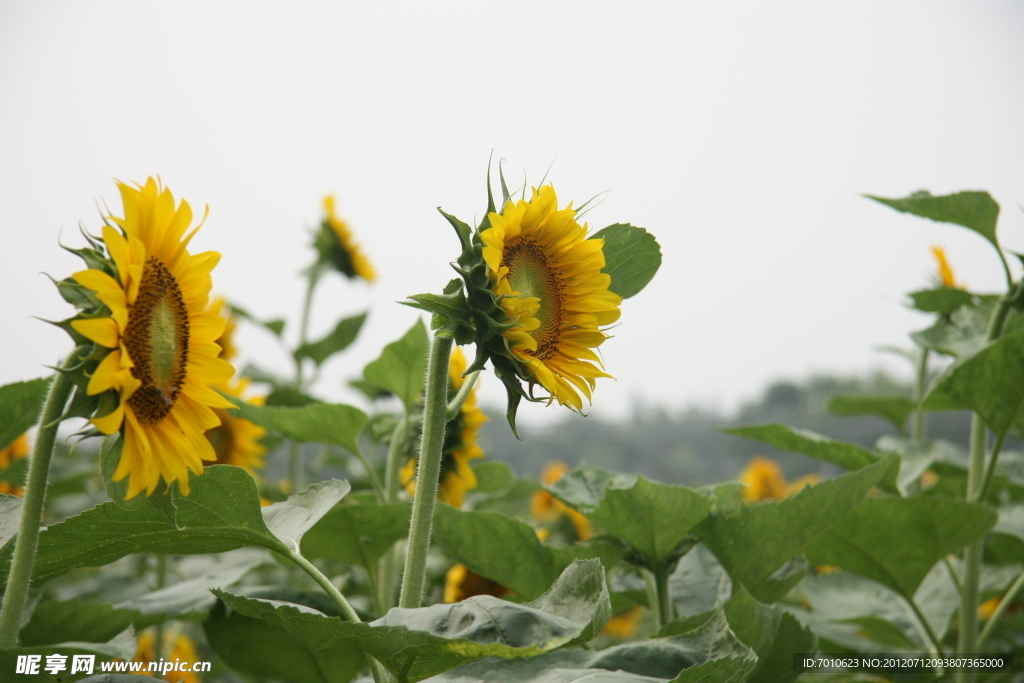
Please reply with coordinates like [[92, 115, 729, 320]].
[[445, 370, 481, 422], [653, 565, 673, 631], [398, 334, 453, 609], [912, 348, 929, 444], [280, 544, 388, 683], [0, 353, 76, 648], [379, 414, 409, 611]]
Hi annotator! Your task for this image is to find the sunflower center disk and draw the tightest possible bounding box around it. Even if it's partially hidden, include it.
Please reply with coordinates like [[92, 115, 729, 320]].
[[505, 239, 563, 359], [124, 256, 190, 424]]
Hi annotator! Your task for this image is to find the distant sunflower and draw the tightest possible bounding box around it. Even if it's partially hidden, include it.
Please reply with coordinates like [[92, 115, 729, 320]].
[[531, 461, 593, 541], [738, 456, 819, 502], [602, 606, 644, 639], [930, 245, 963, 289], [401, 348, 487, 508], [70, 178, 234, 497], [317, 195, 376, 282], [0, 433, 29, 497], [443, 563, 510, 603], [205, 378, 267, 473], [481, 186, 621, 410], [134, 629, 203, 683]]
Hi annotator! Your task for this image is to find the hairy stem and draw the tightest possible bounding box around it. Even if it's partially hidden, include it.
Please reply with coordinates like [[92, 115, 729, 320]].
[[654, 566, 674, 631], [398, 334, 453, 608], [0, 355, 76, 648], [912, 348, 929, 443], [379, 415, 410, 612]]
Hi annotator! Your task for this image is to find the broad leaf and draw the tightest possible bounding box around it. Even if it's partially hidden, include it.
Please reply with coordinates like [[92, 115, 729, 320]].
[[295, 313, 367, 366], [301, 501, 411, 568], [0, 496, 22, 551], [694, 457, 894, 602], [230, 400, 367, 454], [805, 497, 995, 597], [924, 327, 1024, 438], [546, 463, 713, 568], [723, 590, 814, 683], [908, 287, 975, 315], [865, 190, 1001, 250], [827, 396, 917, 434], [590, 223, 662, 299], [720, 424, 896, 491], [911, 303, 991, 358], [0, 377, 48, 451], [669, 544, 732, 618], [263, 479, 351, 545], [362, 319, 429, 412], [216, 559, 612, 683], [471, 460, 516, 493]]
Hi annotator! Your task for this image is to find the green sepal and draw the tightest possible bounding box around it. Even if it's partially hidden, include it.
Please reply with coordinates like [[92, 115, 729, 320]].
[[437, 209, 474, 262]]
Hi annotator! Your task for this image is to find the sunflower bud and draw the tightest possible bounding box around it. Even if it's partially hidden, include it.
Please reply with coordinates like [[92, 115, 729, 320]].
[[312, 196, 376, 282]]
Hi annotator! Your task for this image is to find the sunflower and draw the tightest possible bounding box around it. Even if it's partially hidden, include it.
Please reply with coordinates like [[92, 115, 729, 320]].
[[401, 347, 487, 508], [70, 178, 234, 497], [316, 195, 376, 282], [134, 629, 203, 683], [208, 297, 238, 361], [0, 433, 29, 497], [531, 461, 593, 541], [481, 185, 621, 411], [738, 456, 819, 502], [443, 563, 510, 603], [602, 606, 645, 639], [930, 245, 963, 289]]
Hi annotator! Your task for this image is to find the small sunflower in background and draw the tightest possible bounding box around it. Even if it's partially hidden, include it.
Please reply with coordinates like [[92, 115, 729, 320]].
[[601, 606, 645, 639], [401, 348, 487, 508], [63, 178, 235, 497], [738, 456, 819, 503], [930, 245, 963, 289], [443, 563, 509, 603], [531, 461, 593, 542], [314, 195, 376, 282], [0, 434, 29, 496], [134, 628, 203, 683], [203, 298, 267, 474]]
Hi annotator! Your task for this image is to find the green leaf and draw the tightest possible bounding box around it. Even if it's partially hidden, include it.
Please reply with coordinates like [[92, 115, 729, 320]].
[[229, 303, 286, 337], [295, 313, 367, 366], [723, 589, 814, 683], [301, 500, 411, 568], [911, 303, 991, 358], [669, 544, 732, 618], [204, 599, 365, 683], [262, 479, 351, 545], [720, 424, 896, 491], [0, 496, 22, 551], [0, 377, 49, 452], [0, 458, 28, 486], [590, 223, 662, 299], [265, 386, 320, 407], [694, 456, 895, 603], [546, 463, 713, 568], [362, 319, 429, 412], [230, 400, 367, 454], [827, 396, 917, 434], [865, 190, 1001, 250], [804, 497, 997, 597], [215, 559, 612, 683], [908, 287, 975, 315], [0, 630, 136, 683], [470, 460, 516, 493], [923, 327, 1024, 437], [0, 466, 324, 586]]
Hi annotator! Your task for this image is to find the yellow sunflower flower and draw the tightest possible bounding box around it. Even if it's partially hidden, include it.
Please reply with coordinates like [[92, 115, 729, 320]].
[[930, 245, 962, 289], [481, 186, 621, 411], [134, 629, 203, 683], [318, 195, 376, 282], [208, 297, 238, 361], [69, 178, 235, 497], [738, 457, 789, 502], [443, 563, 510, 603], [205, 377, 267, 473], [602, 606, 645, 639], [0, 433, 30, 497], [531, 461, 593, 541], [401, 348, 487, 508]]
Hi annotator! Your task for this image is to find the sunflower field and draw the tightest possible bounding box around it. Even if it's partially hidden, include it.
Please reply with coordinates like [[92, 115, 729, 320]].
[[2, 171, 1024, 683]]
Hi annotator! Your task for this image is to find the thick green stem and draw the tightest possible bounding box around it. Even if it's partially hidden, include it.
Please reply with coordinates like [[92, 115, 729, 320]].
[[398, 334, 453, 609], [0, 356, 76, 648], [280, 545, 387, 683], [654, 566, 673, 631], [978, 567, 1024, 647], [912, 348, 929, 443]]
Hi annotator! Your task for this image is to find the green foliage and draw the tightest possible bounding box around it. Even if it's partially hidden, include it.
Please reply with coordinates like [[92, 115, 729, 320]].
[[545, 462, 713, 569], [806, 497, 996, 596], [694, 457, 895, 602], [827, 396, 917, 434], [723, 590, 815, 683], [865, 189, 1001, 250], [295, 312, 367, 366], [0, 377, 48, 451], [301, 501, 411, 568], [230, 399, 367, 454], [0, 630, 135, 683], [908, 287, 976, 315], [361, 319, 429, 412], [590, 223, 662, 299], [924, 327, 1024, 437], [215, 559, 612, 683], [229, 302, 286, 337]]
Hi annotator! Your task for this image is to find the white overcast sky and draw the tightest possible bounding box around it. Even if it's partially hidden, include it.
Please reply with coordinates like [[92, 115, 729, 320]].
[[2, 2, 1023, 431]]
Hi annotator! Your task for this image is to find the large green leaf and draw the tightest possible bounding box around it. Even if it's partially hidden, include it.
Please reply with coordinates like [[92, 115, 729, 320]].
[[230, 400, 367, 454], [295, 313, 367, 366], [669, 544, 732, 618], [362, 319, 429, 412], [590, 223, 662, 299], [908, 287, 975, 315], [827, 396, 917, 434], [263, 479, 351, 545], [0, 466, 343, 586], [723, 590, 814, 683], [546, 463, 713, 568], [216, 559, 611, 683], [0, 377, 48, 451], [806, 498, 995, 597], [0, 630, 135, 683], [720, 424, 896, 491], [924, 327, 1024, 438], [865, 190, 1001, 250], [911, 302, 991, 358], [694, 457, 894, 603], [204, 599, 365, 683], [301, 500, 411, 568]]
